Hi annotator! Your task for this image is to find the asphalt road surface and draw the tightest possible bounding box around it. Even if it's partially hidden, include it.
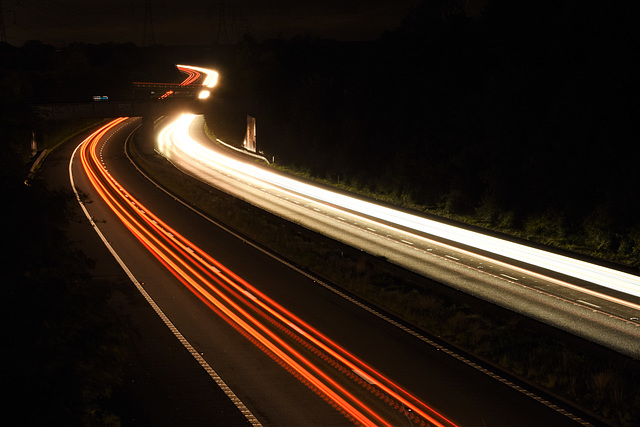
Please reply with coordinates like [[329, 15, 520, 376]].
[[39, 118, 599, 426], [157, 115, 640, 360]]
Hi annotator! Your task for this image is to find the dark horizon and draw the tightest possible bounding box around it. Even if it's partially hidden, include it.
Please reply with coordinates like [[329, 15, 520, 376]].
[[1, 0, 426, 47]]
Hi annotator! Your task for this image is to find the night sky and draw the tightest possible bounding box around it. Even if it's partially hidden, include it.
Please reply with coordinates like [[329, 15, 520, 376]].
[[1, 0, 422, 46]]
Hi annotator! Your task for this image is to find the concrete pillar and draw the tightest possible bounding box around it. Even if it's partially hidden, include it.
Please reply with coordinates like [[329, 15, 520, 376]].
[[243, 115, 256, 152]]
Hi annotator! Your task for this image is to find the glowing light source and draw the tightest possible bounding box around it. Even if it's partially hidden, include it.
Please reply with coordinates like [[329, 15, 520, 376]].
[[177, 64, 218, 88], [158, 113, 640, 302]]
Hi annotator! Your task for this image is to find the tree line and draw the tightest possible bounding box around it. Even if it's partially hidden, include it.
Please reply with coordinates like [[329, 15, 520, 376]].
[[207, 0, 640, 269]]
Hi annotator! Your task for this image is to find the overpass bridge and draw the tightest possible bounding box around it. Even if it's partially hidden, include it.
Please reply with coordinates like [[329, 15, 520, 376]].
[[32, 97, 207, 121], [32, 95, 210, 154], [31, 65, 217, 153]]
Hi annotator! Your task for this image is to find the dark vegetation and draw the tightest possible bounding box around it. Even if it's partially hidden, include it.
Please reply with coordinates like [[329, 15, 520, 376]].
[[1, 42, 132, 425], [3, 179, 125, 426], [2, 0, 639, 425], [208, 0, 640, 270]]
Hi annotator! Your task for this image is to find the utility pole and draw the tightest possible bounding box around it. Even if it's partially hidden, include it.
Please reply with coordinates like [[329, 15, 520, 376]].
[[0, 0, 7, 43], [142, 0, 155, 46], [215, 2, 231, 44], [213, 1, 247, 44]]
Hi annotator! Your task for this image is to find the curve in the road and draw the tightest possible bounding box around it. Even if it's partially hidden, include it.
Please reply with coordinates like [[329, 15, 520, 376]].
[[69, 118, 263, 427], [72, 117, 462, 427]]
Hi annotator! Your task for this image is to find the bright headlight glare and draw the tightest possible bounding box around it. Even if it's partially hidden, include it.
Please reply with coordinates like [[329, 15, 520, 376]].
[[157, 114, 640, 300]]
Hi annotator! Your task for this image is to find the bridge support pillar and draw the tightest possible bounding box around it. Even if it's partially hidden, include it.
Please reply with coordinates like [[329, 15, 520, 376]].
[[243, 115, 256, 152]]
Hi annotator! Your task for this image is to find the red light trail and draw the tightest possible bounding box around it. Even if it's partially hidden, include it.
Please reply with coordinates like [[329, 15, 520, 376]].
[[76, 117, 460, 427], [153, 65, 203, 99], [176, 65, 201, 85]]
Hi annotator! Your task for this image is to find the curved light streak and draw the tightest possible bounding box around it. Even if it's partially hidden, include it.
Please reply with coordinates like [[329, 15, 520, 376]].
[[176, 65, 201, 85], [177, 64, 218, 88], [78, 117, 459, 427], [177, 64, 218, 99], [158, 113, 640, 300]]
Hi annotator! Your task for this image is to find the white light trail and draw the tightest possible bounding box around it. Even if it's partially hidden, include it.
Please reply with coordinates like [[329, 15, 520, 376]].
[[158, 113, 640, 300], [176, 64, 218, 99]]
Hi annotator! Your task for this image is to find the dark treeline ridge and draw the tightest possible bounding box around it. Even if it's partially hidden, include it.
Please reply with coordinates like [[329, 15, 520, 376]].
[[208, 0, 640, 270]]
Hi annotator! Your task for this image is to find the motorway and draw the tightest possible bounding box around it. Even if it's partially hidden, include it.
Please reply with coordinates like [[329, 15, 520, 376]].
[[58, 115, 602, 426], [156, 113, 640, 360]]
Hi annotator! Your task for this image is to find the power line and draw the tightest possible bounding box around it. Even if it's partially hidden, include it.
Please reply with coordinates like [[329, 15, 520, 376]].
[[1, 0, 8, 42], [142, 0, 155, 45], [213, 1, 247, 44]]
